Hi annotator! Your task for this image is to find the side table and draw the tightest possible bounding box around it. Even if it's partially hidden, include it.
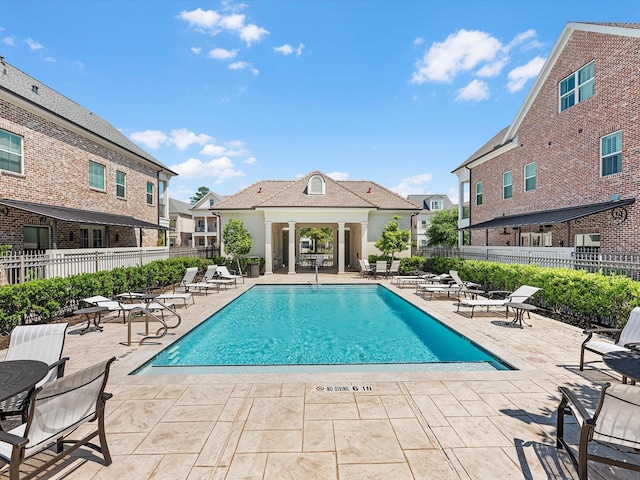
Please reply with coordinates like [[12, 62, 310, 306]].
[[74, 306, 108, 334], [505, 302, 536, 328]]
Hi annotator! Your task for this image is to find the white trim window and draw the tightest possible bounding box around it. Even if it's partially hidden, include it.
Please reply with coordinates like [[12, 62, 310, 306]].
[[524, 162, 536, 191], [146, 181, 154, 205], [0, 129, 23, 174], [80, 226, 104, 248], [430, 200, 443, 210], [475, 181, 483, 206], [419, 220, 427, 229], [89, 161, 105, 190], [601, 131, 622, 176], [503, 171, 512, 199], [116, 170, 126, 198], [307, 174, 326, 195], [559, 61, 594, 111]]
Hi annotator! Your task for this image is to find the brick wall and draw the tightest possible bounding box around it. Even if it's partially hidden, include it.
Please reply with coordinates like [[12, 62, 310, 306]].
[[469, 30, 640, 252], [0, 99, 158, 224]]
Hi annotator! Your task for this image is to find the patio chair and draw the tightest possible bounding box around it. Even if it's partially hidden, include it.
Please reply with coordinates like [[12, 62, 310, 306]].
[[455, 285, 541, 318], [0, 323, 69, 422], [448, 270, 484, 297], [358, 259, 374, 278], [375, 260, 388, 279], [172, 267, 199, 293], [557, 382, 640, 480], [0, 357, 116, 480], [580, 306, 640, 371], [216, 265, 244, 284], [388, 260, 401, 279], [416, 277, 463, 301]]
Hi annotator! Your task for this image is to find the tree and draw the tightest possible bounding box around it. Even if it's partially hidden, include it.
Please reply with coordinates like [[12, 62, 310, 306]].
[[426, 208, 459, 246], [223, 218, 252, 273], [374, 215, 411, 260], [190, 186, 210, 204], [300, 227, 333, 253]]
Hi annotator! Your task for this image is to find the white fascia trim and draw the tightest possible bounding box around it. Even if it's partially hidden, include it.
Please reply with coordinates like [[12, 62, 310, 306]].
[[453, 138, 519, 177], [503, 22, 640, 144]]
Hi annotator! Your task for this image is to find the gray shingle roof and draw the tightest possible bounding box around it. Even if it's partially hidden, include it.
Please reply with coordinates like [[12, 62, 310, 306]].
[[169, 198, 192, 215], [0, 58, 176, 174], [452, 126, 510, 172], [214, 171, 419, 210]]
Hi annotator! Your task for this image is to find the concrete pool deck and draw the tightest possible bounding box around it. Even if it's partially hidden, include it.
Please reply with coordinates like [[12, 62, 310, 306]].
[[0, 271, 636, 479]]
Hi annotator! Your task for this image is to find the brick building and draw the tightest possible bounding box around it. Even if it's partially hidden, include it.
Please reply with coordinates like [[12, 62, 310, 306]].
[[453, 22, 640, 253], [0, 58, 176, 251]]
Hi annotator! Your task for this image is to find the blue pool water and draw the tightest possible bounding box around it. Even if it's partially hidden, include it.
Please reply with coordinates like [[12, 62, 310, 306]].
[[135, 285, 511, 374]]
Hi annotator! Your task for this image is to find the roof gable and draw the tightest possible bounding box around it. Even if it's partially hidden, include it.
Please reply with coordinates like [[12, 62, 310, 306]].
[[0, 58, 175, 175], [215, 171, 419, 210], [190, 191, 226, 210]]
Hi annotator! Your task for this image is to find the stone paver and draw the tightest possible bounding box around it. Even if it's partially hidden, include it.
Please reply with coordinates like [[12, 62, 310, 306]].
[[0, 270, 633, 479]]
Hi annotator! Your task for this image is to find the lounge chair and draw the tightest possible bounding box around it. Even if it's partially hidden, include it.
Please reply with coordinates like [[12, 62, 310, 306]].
[[172, 267, 199, 293], [203, 264, 235, 290], [580, 306, 640, 371], [0, 357, 116, 479], [82, 295, 176, 322], [216, 265, 244, 284], [395, 273, 435, 288], [416, 277, 463, 300], [0, 323, 69, 422], [448, 270, 484, 297], [557, 382, 640, 479], [456, 285, 541, 318]]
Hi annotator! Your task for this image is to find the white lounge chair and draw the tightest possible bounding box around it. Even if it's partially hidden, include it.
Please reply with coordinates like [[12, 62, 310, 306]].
[[172, 267, 199, 293], [82, 295, 176, 321], [456, 285, 541, 318], [358, 259, 374, 278], [203, 264, 235, 290], [580, 306, 640, 370], [557, 382, 640, 479], [388, 260, 401, 279], [0, 357, 116, 479], [0, 323, 69, 421], [395, 273, 434, 288], [416, 278, 463, 300], [217, 265, 244, 284]]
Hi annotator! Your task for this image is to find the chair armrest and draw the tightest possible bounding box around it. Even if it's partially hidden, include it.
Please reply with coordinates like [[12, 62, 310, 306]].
[[624, 342, 640, 349], [582, 327, 621, 334], [50, 357, 69, 378], [486, 290, 511, 299], [558, 386, 595, 425], [0, 429, 28, 448]]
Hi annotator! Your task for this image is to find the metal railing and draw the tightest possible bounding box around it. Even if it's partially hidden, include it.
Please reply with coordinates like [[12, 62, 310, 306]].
[[414, 246, 640, 280]]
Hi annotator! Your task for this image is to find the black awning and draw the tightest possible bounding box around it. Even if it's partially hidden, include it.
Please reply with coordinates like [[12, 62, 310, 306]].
[[464, 198, 635, 230], [0, 199, 167, 229]]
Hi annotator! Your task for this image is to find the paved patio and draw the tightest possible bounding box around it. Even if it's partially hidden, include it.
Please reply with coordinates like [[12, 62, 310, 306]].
[[0, 271, 636, 479]]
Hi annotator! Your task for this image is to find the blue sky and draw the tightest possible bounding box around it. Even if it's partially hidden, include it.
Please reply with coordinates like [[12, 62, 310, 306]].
[[3, 0, 639, 203]]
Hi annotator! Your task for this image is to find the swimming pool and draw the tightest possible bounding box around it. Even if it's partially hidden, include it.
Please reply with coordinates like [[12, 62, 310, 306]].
[[134, 284, 512, 374]]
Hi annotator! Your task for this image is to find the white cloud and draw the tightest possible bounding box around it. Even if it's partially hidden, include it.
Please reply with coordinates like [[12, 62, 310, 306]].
[[274, 44, 293, 55], [390, 173, 433, 197], [244, 156, 257, 165], [129, 130, 168, 149], [177, 8, 222, 30], [506, 29, 537, 49], [44, 56, 55, 63], [414, 37, 424, 46], [507, 55, 545, 92], [239, 24, 269, 46], [169, 157, 244, 183], [229, 61, 259, 75], [412, 29, 502, 84], [327, 171, 349, 181], [169, 129, 213, 150], [476, 57, 508, 77], [201, 144, 228, 156], [209, 47, 238, 59], [191, 47, 202, 54], [178, 7, 269, 46], [25, 38, 43, 50], [456, 79, 490, 102], [2, 37, 15, 46], [296, 43, 305, 56]]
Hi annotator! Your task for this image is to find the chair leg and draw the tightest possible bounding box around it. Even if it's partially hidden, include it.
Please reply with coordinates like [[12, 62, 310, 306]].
[[98, 409, 113, 466], [579, 347, 585, 371]]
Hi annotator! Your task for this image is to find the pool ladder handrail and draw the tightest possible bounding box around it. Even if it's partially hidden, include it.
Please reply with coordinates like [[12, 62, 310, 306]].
[[126, 304, 182, 346]]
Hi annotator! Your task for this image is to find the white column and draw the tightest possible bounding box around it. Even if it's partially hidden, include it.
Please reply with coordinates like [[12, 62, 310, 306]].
[[264, 221, 273, 275], [360, 221, 368, 264], [288, 221, 296, 275], [458, 181, 466, 247], [338, 221, 345, 275]]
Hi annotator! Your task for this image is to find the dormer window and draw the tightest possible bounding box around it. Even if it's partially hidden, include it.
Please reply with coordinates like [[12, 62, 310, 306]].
[[308, 174, 326, 195]]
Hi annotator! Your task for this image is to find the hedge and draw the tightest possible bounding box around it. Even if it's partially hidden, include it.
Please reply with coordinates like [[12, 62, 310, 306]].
[[0, 257, 213, 334], [428, 257, 640, 328]]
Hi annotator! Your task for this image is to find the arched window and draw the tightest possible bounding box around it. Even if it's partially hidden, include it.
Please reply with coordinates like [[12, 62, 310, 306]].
[[308, 174, 326, 195]]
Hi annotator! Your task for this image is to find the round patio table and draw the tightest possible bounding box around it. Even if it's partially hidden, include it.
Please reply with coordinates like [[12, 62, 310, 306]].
[[0, 360, 49, 403], [603, 350, 640, 385]]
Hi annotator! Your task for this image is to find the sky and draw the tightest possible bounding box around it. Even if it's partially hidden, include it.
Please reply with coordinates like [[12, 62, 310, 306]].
[[2, 0, 639, 204]]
